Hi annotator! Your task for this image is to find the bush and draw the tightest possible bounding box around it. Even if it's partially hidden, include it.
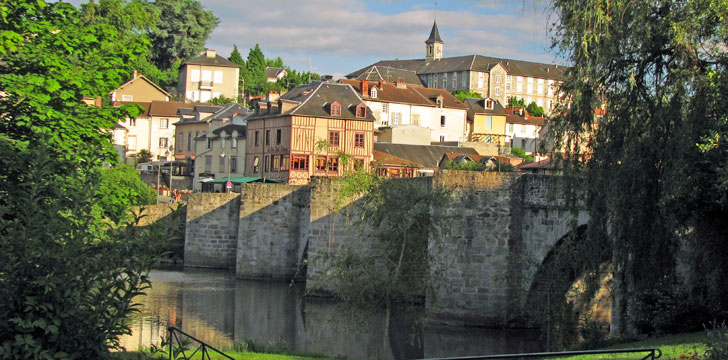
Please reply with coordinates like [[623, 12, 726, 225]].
[[0, 142, 166, 359], [704, 320, 728, 360], [97, 165, 157, 223]]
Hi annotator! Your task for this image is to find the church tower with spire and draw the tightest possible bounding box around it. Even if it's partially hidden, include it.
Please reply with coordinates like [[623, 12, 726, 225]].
[[425, 21, 443, 61]]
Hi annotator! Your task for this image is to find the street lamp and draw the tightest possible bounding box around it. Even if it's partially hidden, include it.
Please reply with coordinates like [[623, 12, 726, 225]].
[[168, 146, 174, 196], [220, 153, 231, 192]]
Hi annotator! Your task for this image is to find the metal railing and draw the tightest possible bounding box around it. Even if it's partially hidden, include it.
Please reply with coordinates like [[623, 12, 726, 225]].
[[167, 326, 234, 360], [420, 348, 662, 360]]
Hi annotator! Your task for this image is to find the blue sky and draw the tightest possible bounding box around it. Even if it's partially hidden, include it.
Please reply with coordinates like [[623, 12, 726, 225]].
[[69, 0, 562, 77]]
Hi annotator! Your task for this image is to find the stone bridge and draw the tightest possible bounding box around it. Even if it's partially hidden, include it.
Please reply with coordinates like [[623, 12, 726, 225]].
[[183, 172, 588, 327]]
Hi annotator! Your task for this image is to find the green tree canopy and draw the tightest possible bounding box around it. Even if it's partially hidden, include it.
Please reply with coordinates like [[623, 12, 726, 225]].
[[96, 164, 156, 223], [451, 90, 483, 102], [549, 0, 728, 337], [245, 43, 268, 96], [147, 0, 218, 70], [526, 102, 545, 117], [507, 96, 526, 108]]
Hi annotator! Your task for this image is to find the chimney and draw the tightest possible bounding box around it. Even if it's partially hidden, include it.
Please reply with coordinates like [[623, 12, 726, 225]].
[[205, 49, 216, 58], [266, 90, 280, 102], [361, 80, 369, 96], [379, 80, 385, 88], [132, 70, 140, 79], [395, 80, 406, 89]]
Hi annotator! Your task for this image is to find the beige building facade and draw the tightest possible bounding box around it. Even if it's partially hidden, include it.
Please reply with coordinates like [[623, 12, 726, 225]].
[[178, 49, 241, 103], [110, 70, 171, 103]]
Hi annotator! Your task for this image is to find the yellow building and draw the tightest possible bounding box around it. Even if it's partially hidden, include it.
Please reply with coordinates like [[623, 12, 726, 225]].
[[178, 49, 241, 103], [464, 97, 507, 146]]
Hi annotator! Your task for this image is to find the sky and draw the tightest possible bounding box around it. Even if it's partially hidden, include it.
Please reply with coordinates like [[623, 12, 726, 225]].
[[70, 0, 563, 78]]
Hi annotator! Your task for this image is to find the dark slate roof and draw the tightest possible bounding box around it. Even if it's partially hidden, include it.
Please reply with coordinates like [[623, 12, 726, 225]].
[[201, 103, 251, 122], [464, 97, 508, 116], [373, 143, 479, 168], [194, 105, 223, 114], [348, 66, 423, 85], [347, 55, 567, 80], [249, 81, 376, 122], [426, 21, 442, 43], [183, 54, 241, 68], [212, 124, 247, 138], [504, 107, 545, 126], [148, 101, 194, 117]]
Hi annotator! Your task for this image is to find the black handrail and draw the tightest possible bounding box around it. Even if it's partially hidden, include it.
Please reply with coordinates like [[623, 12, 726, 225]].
[[167, 326, 234, 360], [420, 347, 662, 360]]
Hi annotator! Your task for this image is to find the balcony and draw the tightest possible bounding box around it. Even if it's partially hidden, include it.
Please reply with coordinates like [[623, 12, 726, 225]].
[[199, 80, 213, 90]]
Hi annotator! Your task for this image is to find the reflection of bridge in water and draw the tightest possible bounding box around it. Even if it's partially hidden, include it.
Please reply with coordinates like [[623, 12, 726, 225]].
[[120, 269, 543, 360]]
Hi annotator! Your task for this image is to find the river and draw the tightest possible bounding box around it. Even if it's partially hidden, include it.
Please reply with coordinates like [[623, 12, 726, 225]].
[[120, 268, 544, 359]]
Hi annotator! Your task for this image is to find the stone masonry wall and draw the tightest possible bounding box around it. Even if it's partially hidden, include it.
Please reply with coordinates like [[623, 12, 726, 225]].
[[185, 193, 240, 268], [426, 171, 523, 326], [132, 203, 185, 226], [236, 184, 310, 280]]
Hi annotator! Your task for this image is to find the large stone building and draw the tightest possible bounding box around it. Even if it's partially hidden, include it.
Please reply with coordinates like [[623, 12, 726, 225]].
[[245, 81, 375, 185], [178, 49, 241, 103], [347, 22, 566, 113]]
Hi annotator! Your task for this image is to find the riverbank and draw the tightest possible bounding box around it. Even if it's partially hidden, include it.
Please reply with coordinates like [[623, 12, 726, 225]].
[[114, 351, 333, 360], [554, 331, 705, 359]]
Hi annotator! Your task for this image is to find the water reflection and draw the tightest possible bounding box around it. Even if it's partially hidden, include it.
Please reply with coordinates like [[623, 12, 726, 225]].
[[121, 269, 543, 359]]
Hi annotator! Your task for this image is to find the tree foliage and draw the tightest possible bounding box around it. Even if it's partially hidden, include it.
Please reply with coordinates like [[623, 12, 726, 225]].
[[0, 1, 168, 357], [96, 165, 156, 223], [526, 102, 545, 117], [451, 90, 483, 102], [507, 96, 526, 108], [548, 0, 728, 337]]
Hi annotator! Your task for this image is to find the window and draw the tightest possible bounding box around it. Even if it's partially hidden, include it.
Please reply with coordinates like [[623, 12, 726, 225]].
[[485, 116, 493, 130], [221, 137, 226, 149], [440, 115, 446, 127], [214, 71, 223, 84], [382, 103, 388, 113], [186, 90, 199, 101], [264, 156, 269, 172], [159, 137, 168, 148], [205, 155, 212, 172], [232, 138, 237, 148], [516, 76, 523, 92], [187, 133, 192, 151], [485, 99, 494, 109], [219, 155, 225, 172], [291, 155, 308, 170], [127, 135, 137, 150], [231, 156, 237, 173], [265, 130, 270, 145], [328, 131, 340, 146], [276, 129, 282, 145], [252, 156, 259, 173], [315, 156, 327, 172], [202, 70, 212, 82], [370, 88, 377, 98], [495, 74, 501, 84], [160, 118, 168, 129], [255, 131, 259, 146], [412, 113, 420, 126], [355, 104, 366, 118], [506, 75, 512, 91], [122, 94, 133, 101], [439, 135, 445, 142], [443, 73, 447, 87], [281, 155, 289, 170], [272, 155, 279, 171], [527, 78, 533, 93], [129, 118, 136, 127], [328, 157, 338, 172], [452, 77, 457, 89], [330, 102, 341, 116], [177, 133, 183, 150], [495, 87, 500, 96], [433, 78, 438, 88], [206, 137, 212, 149], [436, 97, 443, 108], [392, 112, 402, 125], [548, 80, 555, 96], [191, 69, 200, 82], [354, 133, 365, 148], [508, 123, 514, 133], [462, 72, 467, 87]]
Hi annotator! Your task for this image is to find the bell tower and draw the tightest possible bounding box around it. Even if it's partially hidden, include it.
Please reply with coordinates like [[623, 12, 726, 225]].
[[425, 21, 443, 61]]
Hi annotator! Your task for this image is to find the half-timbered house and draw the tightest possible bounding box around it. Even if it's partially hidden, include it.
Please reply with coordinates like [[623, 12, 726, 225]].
[[245, 81, 375, 184]]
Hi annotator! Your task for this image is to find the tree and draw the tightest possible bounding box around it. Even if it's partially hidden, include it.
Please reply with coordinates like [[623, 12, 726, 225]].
[[0, 1, 166, 357], [526, 102, 545, 117], [507, 96, 526, 108], [148, 0, 219, 69], [228, 45, 246, 102], [245, 43, 268, 96], [451, 90, 483, 102], [136, 149, 153, 164], [549, 0, 728, 337], [511, 147, 535, 162], [96, 164, 156, 223]]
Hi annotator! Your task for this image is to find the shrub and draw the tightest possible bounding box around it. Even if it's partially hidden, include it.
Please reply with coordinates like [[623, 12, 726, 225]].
[[704, 320, 728, 360]]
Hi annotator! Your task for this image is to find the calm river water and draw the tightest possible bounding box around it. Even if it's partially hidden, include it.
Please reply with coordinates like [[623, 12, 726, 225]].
[[120, 268, 544, 359]]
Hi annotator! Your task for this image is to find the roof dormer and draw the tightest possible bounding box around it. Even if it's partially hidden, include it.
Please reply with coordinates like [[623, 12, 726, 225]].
[[370, 87, 377, 98], [329, 101, 342, 117], [355, 103, 367, 118]]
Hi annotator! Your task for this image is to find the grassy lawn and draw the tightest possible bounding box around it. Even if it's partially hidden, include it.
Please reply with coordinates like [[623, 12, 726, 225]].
[[113, 350, 334, 360], [550, 332, 706, 360]]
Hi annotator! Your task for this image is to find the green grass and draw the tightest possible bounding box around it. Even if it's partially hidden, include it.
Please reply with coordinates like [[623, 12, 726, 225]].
[[113, 350, 333, 360], [551, 332, 706, 360]]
